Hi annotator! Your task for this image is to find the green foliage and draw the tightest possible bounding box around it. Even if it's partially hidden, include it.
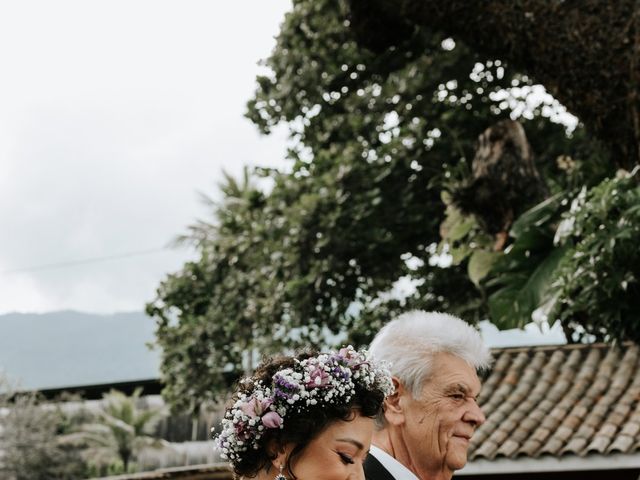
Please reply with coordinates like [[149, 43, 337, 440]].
[[484, 195, 568, 329], [350, 0, 640, 169], [149, 0, 626, 411], [551, 171, 640, 342], [479, 169, 640, 342], [0, 381, 86, 480], [148, 169, 295, 410], [245, 0, 584, 323]]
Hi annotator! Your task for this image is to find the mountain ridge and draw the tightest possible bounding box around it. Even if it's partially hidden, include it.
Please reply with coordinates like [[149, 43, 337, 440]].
[[0, 310, 160, 390]]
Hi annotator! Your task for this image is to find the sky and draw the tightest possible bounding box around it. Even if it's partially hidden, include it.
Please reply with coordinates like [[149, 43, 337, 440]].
[[0, 0, 292, 314], [0, 1, 565, 348]]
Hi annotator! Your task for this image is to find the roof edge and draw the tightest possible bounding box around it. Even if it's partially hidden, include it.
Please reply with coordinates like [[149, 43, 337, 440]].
[[457, 452, 640, 475], [488, 341, 638, 354]]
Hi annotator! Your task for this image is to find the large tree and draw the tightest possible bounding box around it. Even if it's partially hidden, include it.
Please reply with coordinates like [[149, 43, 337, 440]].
[[345, 0, 640, 339], [349, 0, 640, 168], [148, 0, 637, 410]]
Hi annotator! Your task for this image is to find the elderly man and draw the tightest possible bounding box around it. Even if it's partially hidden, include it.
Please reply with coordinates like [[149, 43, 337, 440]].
[[365, 311, 491, 480]]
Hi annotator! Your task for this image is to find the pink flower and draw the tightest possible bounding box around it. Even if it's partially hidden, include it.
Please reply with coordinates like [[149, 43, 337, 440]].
[[338, 347, 353, 358], [261, 411, 283, 428], [306, 365, 330, 387], [338, 346, 365, 369], [234, 421, 251, 440], [240, 397, 272, 417]]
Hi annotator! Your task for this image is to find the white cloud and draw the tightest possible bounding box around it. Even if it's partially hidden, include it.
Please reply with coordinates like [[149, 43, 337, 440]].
[[0, 0, 292, 314]]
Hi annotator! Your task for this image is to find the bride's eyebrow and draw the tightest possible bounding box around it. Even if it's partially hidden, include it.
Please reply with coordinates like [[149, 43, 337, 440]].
[[335, 438, 365, 450]]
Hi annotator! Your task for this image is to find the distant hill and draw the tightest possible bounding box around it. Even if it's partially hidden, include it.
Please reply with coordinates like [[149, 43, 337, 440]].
[[0, 311, 160, 390], [0, 311, 567, 393]]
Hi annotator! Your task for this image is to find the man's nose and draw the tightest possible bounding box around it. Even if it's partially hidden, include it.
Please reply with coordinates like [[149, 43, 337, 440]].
[[464, 400, 486, 427]]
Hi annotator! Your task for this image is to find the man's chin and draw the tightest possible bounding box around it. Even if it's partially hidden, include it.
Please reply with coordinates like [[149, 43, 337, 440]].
[[446, 450, 469, 471]]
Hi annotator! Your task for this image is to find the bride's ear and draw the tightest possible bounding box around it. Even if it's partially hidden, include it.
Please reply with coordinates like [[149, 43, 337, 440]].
[[268, 440, 293, 474]]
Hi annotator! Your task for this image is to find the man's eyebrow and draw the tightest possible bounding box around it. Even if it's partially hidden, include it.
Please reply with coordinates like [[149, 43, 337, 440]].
[[336, 438, 365, 450], [446, 383, 469, 393], [445, 382, 482, 398], [444, 383, 471, 395]]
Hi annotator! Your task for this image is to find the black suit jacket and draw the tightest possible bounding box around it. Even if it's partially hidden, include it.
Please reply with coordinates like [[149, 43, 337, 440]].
[[364, 453, 397, 480]]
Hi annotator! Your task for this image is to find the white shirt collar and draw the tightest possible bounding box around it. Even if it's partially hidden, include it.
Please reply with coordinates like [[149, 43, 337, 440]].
[[369, 444, 420, 480]]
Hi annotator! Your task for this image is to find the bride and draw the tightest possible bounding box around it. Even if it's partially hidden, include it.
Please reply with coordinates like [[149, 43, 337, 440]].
[[215, 346, 393, 479]]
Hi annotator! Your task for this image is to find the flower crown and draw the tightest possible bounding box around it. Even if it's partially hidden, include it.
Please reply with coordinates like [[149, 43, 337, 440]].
[[215, 346, 393, 463]]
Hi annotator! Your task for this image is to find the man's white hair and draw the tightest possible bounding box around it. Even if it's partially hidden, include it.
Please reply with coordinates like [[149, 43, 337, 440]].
[[369, 310, 492, 397]]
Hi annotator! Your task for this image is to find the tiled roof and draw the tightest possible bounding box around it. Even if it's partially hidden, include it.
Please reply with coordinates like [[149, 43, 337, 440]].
[[470, 342, 640, 460]]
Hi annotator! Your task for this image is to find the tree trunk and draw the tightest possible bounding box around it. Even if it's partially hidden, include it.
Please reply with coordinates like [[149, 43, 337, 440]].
[[453, 119, 546, 248]]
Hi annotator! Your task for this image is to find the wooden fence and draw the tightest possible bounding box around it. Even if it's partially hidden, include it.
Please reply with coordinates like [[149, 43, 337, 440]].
[[95, 463, 233, 480]]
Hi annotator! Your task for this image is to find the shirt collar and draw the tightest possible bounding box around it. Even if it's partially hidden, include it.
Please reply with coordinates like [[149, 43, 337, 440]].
[[369, 444, 420, 480]]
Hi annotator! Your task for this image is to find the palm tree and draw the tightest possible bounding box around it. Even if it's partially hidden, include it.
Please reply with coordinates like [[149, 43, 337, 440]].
[[70, 388, 165, 473]]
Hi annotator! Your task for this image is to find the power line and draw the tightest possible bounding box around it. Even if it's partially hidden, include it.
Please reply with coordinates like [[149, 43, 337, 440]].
[[0, 247, 172, 275]]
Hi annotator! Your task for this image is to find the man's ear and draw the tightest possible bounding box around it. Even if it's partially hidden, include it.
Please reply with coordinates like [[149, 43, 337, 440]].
[[384, 377, 407, 426]]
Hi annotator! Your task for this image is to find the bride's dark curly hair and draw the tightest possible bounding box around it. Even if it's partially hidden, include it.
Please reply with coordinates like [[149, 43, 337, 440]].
[[223, 350, 387, 479]]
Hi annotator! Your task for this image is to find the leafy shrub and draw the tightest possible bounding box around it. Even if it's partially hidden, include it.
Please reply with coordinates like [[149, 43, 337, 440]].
[[551, 170, 640, 342], [0, 386, 86, 480]]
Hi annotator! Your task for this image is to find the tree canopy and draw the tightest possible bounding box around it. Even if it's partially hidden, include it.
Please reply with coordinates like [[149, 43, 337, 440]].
[[147, 0, 638, 410], [349, 0, 640, 169]]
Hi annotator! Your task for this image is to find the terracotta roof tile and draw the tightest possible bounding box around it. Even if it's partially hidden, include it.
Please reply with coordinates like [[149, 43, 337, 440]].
[[561, 414, 582, 430], [554, 425, 574, 442], [518, 417, 540, 433], [531, 427, 552, 443], [575, 424, 596, 439], [473, 439, 499, 459], [496, 439, 520, 457], [621, 422, 640, 437], [609, 434, 634, 453], [538, 437, 563, 456], [609, 409, 629, 425], [469, 343, 640, 462], [518, 439, 542, 457], [600, 423, 619, 437], [585, 435, 610, 453], [561, 437, 588, 455]]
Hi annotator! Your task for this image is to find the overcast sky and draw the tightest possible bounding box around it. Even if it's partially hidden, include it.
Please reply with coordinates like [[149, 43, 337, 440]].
[[0, 1, 565, 348], [0, 0, 292, 314]]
